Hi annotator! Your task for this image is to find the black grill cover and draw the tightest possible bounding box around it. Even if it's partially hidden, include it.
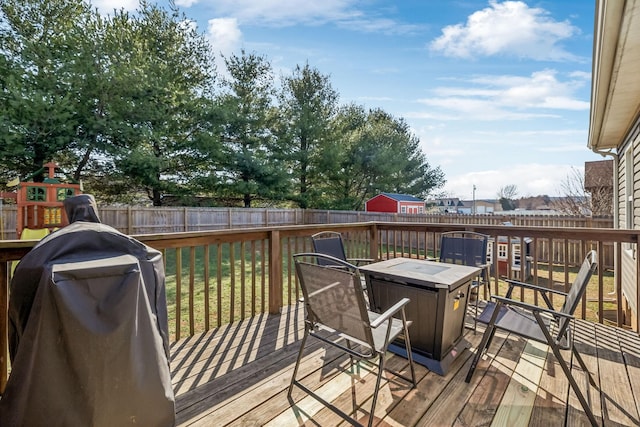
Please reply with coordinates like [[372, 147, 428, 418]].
[[0, 222, 175, 426]]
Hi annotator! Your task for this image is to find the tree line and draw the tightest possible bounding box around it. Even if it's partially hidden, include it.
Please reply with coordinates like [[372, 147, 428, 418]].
[[0, 0, 445, 208]]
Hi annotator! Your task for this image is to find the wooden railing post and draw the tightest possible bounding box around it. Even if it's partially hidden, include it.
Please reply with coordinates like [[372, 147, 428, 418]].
[[269, 230, 282, 314], [369, 224, 379, 261]]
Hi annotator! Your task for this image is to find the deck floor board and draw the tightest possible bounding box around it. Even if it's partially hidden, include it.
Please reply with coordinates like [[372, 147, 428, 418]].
[[172, 304, 640, 426]]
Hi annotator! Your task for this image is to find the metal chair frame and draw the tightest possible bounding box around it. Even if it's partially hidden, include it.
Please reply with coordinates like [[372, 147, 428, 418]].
[[438, 231, 491, 332], [289, 253, 416, 427], [311, 231, 374, 266], [465, 250, 599, 427]]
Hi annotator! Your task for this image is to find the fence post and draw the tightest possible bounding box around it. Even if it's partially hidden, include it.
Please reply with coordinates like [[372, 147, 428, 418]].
[[127, 206, 133, 235], [268, 230, 282, 314]]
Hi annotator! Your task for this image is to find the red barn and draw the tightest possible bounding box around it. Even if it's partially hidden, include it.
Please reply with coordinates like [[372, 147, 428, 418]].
[[365, 193, 425, 214]]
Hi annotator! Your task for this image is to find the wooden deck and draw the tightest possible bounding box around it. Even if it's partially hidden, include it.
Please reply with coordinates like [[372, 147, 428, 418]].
[[172, 304, 640, 426]]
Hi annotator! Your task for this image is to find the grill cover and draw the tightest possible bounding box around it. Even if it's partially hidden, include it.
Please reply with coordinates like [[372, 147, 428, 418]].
[[0, 222, 175, 426]]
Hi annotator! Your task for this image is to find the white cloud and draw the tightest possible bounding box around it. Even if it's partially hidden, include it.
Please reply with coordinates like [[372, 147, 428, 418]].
[[207, 18, 243, 75], [335, 18, 422, 35], [413, 97, 557, 121], [474, 128, 586, 139], [411, 69, 589, 121], [358, 96, 393, 102], [175, 0, 199, 7], [207, 18, 243, 56], [430, 1, 580, 61], [489, 70, 589, 110], [444, 164, 578, 199], [199, 0, 419, 34], [205, 0, 361, 26], [91, 0, 138, 14]]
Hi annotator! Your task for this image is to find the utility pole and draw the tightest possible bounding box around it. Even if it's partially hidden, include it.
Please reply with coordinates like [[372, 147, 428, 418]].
[[473, 185, 476, 215]]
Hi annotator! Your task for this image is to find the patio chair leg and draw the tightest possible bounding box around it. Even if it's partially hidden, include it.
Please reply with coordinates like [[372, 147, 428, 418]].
[[346, 340, 359, 376], [367, 354, 387, 427], [465, 323, 495, 383], [534, 313, 599, 427], [474, 285, 479, 333], [572, 346, 598, 388], [466, 301, 502, 383], [288, 326, 310, 397], [401, 310, 416, 387], [548, 342, 599, 427]]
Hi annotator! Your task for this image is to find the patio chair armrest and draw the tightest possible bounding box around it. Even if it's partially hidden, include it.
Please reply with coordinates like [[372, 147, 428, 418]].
[[504, 279, 568, 297], [370, 298, 410, 329], [491, 295, 574, 319]]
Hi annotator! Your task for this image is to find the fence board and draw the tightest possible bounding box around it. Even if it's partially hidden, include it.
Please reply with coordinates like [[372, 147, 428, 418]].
[[1, 205, 613, 241]]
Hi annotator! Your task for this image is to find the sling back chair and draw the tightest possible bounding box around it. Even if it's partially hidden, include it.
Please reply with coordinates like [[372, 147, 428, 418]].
[[438, 231, 491, 332], [465, 250, 599, 427], [312, 231, 373, 301], [290, 253, 416, 427], [311, 231, 374, 267]]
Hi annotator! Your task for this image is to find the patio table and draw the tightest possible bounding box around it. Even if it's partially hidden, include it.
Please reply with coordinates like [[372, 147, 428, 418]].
[[360, 258, 480, 375]]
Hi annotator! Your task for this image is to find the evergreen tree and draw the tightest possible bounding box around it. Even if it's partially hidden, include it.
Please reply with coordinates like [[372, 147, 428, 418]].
[[106, 1, 218, 206], [216, 50, 288, 207], [0, 0, 95, 180], [326, 106, 445, 210], [278, 64, 338, 209]]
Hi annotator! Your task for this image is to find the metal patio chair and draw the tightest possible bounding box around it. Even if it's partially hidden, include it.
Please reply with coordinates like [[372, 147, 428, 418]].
[[465, 250, 599, 427], [438, 231, 491, 332], [289, 253, 416, 427], [311, 231, 374, 267], [312, 231, 373, 301]]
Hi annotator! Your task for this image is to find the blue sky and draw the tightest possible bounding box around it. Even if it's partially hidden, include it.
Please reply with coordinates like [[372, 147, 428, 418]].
[[92, 0, 601, 200]]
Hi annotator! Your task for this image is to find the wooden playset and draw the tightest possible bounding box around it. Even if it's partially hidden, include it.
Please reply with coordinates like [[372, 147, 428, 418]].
[[2, 162, 81, 239]]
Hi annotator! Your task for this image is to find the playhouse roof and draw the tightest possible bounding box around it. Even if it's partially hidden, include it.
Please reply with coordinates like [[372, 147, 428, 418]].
[[377, 193, 423, 202]]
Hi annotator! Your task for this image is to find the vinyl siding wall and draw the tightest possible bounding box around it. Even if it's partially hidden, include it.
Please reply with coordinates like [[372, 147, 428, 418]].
[[618, 114, 640, 316]]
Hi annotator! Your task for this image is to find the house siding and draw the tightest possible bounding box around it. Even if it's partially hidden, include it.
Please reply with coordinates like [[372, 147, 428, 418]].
[[635, 134, 640, 230], [617, 115, 640, 229], [617, 113, 640, 320], [618, 152, 626, 227]]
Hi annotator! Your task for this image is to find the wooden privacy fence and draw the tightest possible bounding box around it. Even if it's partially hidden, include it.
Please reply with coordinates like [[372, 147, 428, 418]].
[[0, 204, 613, 240]]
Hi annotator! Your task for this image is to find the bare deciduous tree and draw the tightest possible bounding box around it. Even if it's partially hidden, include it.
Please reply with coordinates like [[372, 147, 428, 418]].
[[497, 184, 518, 210], [553, 167, 613, 216]]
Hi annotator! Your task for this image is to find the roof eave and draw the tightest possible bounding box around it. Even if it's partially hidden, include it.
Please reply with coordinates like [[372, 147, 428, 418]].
[[589, 0, 640, 152]]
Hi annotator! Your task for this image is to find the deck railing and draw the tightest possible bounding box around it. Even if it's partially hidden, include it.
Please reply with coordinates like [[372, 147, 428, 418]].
[[1, 221, 639, 393]]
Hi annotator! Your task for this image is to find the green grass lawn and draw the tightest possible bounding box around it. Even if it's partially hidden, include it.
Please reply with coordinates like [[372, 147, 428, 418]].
[[492, 262, 618, 324], [163, 240, 302, 340]]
